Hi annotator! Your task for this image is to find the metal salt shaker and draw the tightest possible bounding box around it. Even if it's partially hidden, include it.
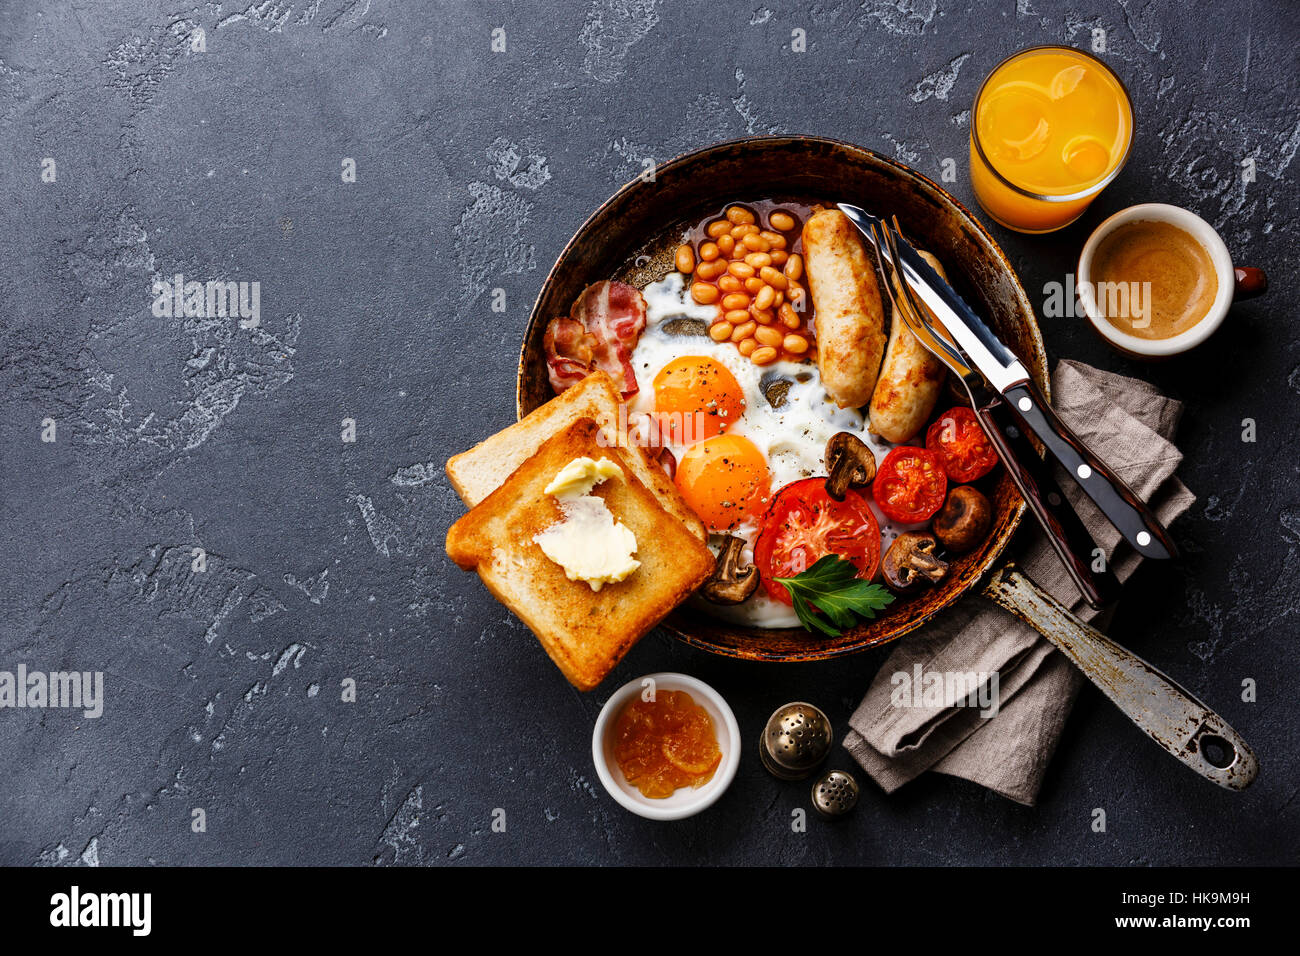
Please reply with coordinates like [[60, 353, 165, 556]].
[[810, 770, 860, 818], [759, 701, 833, 780]]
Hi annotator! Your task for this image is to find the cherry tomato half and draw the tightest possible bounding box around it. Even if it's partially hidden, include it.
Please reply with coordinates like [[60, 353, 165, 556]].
[[872, 446, 948, 524], [926, 406, 999, 483], [754, 478, 881, 605]]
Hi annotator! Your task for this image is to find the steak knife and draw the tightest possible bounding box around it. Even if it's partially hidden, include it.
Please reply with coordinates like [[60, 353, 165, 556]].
[[839, 202, 1179, 565]]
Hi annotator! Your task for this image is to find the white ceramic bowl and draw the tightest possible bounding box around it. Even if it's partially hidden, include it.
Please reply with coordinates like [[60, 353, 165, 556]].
[[591, 672, 741, 821], [1076, 202, 1235, 358]]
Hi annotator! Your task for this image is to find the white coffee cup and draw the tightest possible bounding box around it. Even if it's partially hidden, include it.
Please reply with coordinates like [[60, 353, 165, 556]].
[[1076, 203, 1267, 358]]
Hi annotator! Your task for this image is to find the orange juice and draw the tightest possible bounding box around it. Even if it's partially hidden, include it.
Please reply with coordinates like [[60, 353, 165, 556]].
[[970, 46, 1132, 233]]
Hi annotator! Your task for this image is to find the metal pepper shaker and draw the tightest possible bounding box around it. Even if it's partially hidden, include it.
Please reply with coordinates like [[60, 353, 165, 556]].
[[759, 701, 833, 780], [810, 770, 860, 818]]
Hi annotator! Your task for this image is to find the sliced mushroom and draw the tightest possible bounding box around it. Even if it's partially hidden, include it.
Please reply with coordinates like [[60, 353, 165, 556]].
[[881, 532, 949, 593], [701, 534, 759, 605], [824, 432, 877, 501], [760, 374, 792, 410], [933, 486, 992, 553], [662, 317, 710, 337]]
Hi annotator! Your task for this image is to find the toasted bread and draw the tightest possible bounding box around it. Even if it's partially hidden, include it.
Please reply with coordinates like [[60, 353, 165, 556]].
[[446, 418, 716, 691], [445, 371, 706, 541]]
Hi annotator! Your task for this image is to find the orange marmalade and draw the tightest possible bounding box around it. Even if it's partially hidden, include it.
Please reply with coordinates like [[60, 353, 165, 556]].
[[613, 690, 722, 799]]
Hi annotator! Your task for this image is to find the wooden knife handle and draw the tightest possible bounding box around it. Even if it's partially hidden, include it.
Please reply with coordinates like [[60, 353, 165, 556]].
[[1003, 382, 1179, 561], [973, 397, 1118, 610]]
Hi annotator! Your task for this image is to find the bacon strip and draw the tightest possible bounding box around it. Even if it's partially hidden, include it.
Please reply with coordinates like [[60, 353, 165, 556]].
[[543, 318, 597, 393], [543, 280, 646, 396]]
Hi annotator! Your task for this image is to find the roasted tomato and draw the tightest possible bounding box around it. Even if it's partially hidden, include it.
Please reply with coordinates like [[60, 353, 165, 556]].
[[872, 446, 948, 524], [754, 478, 881, 604], [925, 406, 998, 483]]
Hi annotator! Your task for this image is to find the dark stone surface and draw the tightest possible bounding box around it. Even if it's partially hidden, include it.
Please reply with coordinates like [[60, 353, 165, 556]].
[[0, 0, 1296, 866]]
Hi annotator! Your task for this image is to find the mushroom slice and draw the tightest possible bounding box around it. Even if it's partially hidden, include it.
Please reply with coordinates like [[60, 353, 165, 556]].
[[881, 532, 949, 593], [933, 486, 992, 553], [760, 373, 792, 410], [662, 317, 710, 337], [701, 534, 759, 605], [824, 432, 877, 501]]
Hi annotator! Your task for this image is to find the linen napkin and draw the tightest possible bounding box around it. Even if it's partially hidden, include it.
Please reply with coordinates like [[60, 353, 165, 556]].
[[842, 359, 1196, 806]]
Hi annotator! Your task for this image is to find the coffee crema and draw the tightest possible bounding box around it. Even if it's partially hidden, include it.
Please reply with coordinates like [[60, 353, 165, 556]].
[[1090, 219, 1219, 340]]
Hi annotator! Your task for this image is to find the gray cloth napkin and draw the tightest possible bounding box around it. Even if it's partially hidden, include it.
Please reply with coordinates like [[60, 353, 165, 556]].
[[843, 360, 1196, 806]]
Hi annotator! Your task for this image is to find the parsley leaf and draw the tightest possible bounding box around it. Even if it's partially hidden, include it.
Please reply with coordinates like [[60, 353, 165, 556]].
[[774, 555, 895, 637]]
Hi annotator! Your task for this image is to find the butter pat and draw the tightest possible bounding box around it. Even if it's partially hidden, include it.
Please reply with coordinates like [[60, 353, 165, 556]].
[[544, 456, 624, 497], [534, 458, 640, 591]]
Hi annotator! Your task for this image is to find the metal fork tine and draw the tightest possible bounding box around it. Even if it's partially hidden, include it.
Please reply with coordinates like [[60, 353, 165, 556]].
[[886, 216, 957, 348], [881, 222, 927, 332], [876, 221, 969, 374]]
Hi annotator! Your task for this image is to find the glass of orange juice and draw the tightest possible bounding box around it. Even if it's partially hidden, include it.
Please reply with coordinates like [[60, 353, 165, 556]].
[[970, 46, 1133, 233]]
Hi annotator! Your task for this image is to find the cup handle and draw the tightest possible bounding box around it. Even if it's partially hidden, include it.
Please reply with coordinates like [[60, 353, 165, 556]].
[[1233, 266, 1267, 300]]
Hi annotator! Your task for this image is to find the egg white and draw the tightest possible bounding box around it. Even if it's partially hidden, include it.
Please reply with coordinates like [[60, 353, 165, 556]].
[[629, 273, 914, 630]]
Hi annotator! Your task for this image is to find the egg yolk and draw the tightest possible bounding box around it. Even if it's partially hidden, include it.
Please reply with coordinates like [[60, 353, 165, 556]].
[[652, 356, 746, 445], [674, 433, 771, 532]]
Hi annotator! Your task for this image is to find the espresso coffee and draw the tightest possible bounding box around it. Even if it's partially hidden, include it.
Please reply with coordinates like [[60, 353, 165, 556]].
[[1090, 219, 1219, 340]]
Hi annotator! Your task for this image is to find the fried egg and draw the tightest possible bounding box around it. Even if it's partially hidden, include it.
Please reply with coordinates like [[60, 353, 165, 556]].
[[628, 273, 904, 629]]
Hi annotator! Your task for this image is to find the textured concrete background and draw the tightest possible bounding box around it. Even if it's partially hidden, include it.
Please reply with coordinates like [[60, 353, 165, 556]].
[[0, 0, 1296, 866]]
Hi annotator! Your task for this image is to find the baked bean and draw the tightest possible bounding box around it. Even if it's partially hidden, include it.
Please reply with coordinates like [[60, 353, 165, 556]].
[[779, 303, 801, 328], [771, 290, 785, 308], [709, 321, 734, 342], [699, 241, 720, 262], [760, 231, 787, 250], [725, 205, 756, 225], [737, 338, 757, 357], [728, 261, 755, 279], [696, 260, 727, 280], [721, 292, 751, 311], [717, 274, 743, 294], [751, 346, 779, 366], [755, 326, 783, 348], [691, 283, 719, 305], [742, 234, 770, 253], [717, 234, 735, 256], [782, 333, 809, 354], [788, 283, 806, 308], [760, 266, 788, 290], [707, 220, 730, 238], [783, 253, 803, 280], [744, 252, 772, 269], [730, 320, 757, 342], [724, 308, 750, 324], [730, 223, 759, 239], [769, 249, 789, 266], [769, 211, 796, 231], [754, 285, 776, 311], [750, 306, 775, 325], [675, 244, 695, 274], [744, 277, 765, 294]]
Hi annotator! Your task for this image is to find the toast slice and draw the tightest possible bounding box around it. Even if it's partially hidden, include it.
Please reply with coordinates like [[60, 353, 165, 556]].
[[445, 371, 706, 541], [446, 418, 716, 691]]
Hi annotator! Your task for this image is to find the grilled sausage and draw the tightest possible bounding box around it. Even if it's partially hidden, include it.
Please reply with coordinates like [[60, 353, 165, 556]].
[[802, 209, 887, 409], [868, 249, 948, 443]]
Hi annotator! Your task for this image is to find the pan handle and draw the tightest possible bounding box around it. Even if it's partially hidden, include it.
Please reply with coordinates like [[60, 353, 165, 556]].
[[982, 564, 1259, 792]]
